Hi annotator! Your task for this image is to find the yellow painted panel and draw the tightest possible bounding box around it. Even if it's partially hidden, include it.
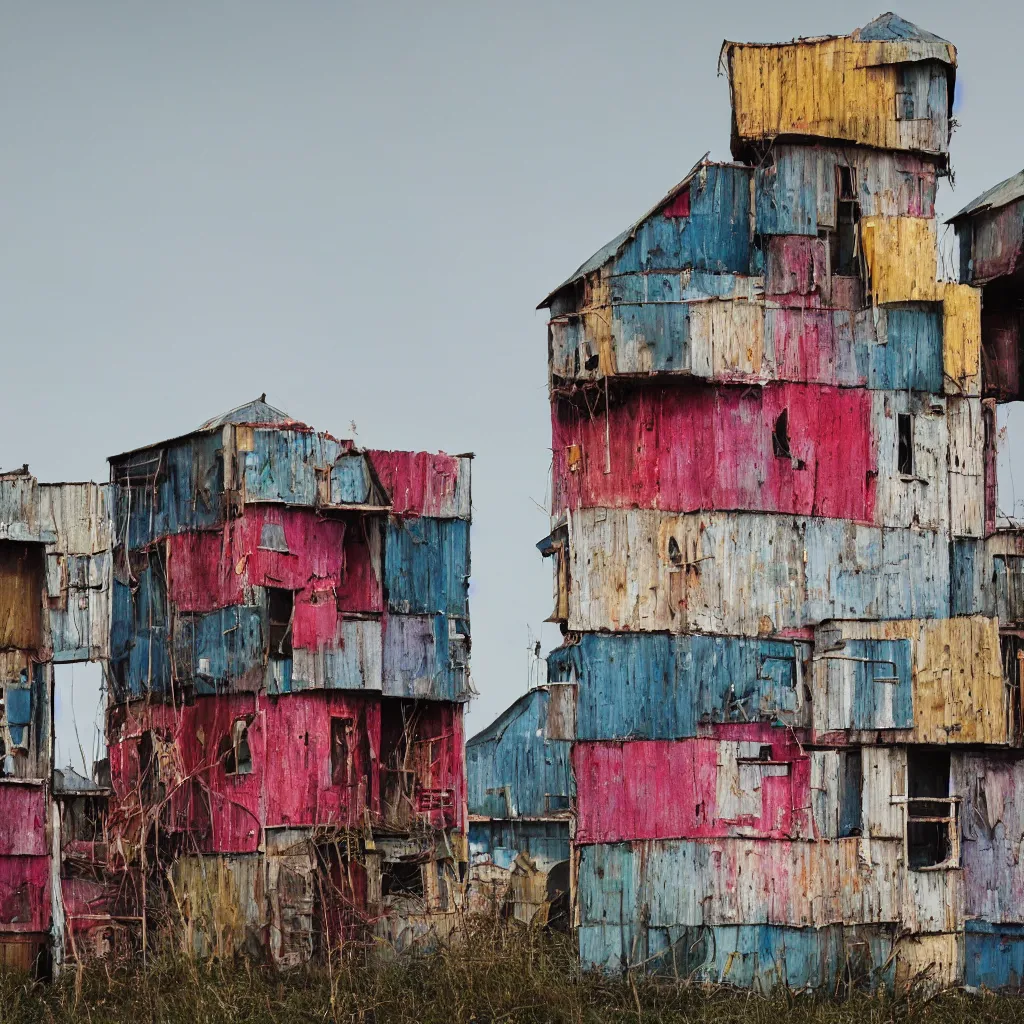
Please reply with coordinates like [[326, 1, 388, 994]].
[[943, 283, 982, 395], [728, 39, 949, 155], [690, 299, 764, 378], [914, 616, 1005, 744], [860, 216, 939, 304]]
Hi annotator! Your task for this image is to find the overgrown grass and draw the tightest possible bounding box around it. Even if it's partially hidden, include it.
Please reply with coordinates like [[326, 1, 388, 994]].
[[3, 926, 1024, 1024]]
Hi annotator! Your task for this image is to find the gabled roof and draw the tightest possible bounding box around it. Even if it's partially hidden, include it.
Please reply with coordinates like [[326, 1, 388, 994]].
[[467, 687, 548, 748], [198, 396, 300, 431], [537, 154, 713, 309], [853, 13, 949, 44], [950, 169, 1024, 223]]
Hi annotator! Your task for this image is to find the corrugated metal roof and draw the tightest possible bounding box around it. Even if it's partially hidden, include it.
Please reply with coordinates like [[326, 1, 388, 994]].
[[537, 155, 713, 309], [950, 169, 1024, 222], [853, 12, 949, 44], [198, 396, 299, 430]]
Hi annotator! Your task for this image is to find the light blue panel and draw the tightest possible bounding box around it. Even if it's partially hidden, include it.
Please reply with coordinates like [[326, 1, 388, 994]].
[[614, 164, 752, 275], [862, 304, 944, 393], [951, 538, 988, 616], [803, 519, 949, 622], [845, 638, 914, 729], [466, 688, 573, 819], [384, 516, 469, 617], [382, 612, 467, 701], [243, 428, 342, 506], [115, 433, 225, 550], [755, 148, 818, 236], [330, 453, 372, 505], [172, 605, 265, 694], [965, 921, 1024, 991], [4, 686, 32, 726], [549, 634, 804, 741], [609, 272, 691, 373], [110, 565, 173, 700], [468, 820, 570, 872], [49, 552, 110, 662]]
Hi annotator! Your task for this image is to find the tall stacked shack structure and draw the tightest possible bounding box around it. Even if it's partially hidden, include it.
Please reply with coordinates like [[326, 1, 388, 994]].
[[538, 14, 1024, 989], [1, 399, 473, 969]]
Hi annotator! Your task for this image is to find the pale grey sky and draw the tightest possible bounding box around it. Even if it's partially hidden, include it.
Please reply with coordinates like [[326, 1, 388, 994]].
[[1, 1, 1022, 761]]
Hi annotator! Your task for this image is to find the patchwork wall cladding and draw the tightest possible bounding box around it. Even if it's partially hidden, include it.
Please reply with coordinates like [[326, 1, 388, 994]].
[[505, 10, 1024, 992], [0, 397, 472, 970]]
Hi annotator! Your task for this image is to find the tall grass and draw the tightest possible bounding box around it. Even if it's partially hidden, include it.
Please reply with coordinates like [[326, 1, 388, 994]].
[[2, 925, 1024, 1024]]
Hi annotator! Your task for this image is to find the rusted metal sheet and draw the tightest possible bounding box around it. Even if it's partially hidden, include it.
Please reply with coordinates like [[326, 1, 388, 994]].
[[813, 617, 1004, 744], [573, 729, 813, 844], [957, 199, 1024, 287], [367, 451, 471, 520], [0, 542, 43, 650], [724, 22, 955, 158], [552, 509, 949, 636]]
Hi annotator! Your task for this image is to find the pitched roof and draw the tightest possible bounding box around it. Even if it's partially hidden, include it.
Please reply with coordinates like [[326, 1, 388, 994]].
[[853, 12, 949, 44], [537, 154, 712, 309], [197, 396, 299, 431], [950, 169, 1024, 222]]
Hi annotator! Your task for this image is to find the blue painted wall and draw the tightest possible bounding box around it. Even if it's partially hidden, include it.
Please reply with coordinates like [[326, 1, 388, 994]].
[[547, 633, 804, 740], [466, 688, 573, 819], [385, 516, 470, 618]]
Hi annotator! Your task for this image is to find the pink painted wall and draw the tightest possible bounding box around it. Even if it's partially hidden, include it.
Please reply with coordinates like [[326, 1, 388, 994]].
[[552, 381, 875, 520], [367, 450, 465, 518], [573, 727, 813, 845], [105, 692, 462, 854], [167, 507, 383, 642], [0, 855, 49, 932], [0, 784, 47, 856]]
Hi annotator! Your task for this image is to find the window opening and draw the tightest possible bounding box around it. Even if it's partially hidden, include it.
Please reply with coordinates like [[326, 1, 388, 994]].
[[839, 748, 863, 838], [381, 860, 424, 898], [667, 536, 684, 568], [330, 716, 355, 786], [831, 165, 861, 277], [267, 587, 294, 657], [758, 745, 773, 761], [545, 793, 571, 812], [219, 718, 253, 775], [772, 410, 791, 458], [907, 749, 956, 869], [897, 414, 914, 476], [138, 730, 159, 804]]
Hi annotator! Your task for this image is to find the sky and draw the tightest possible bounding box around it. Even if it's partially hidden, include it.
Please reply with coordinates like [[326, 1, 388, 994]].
[[2, 1, 1024, 768]]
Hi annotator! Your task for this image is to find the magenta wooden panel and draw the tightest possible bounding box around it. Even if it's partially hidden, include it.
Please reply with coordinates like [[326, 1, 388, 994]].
[[552, 381, 875, 520], [0, 785, 47, 857], [0, 855, 49, 932], [573, 726, 813, 845]]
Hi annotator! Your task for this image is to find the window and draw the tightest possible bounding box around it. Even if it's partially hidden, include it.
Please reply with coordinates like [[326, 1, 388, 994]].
[[267, 588, 294, 658], [897, 414, 914, 475], [545, 793, 571, 812], [381, 860, 423, 898], [830, 165, 861, 277], [907, 749, 957, 869], [219, 718, 253, 775], [258, 522, 289, 553], [772, 410, 791, 458], [667, 536, 684, 568], [138, 730, 159, 804], [839, 749, 863, 838], [330, 717, 354, 786]]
